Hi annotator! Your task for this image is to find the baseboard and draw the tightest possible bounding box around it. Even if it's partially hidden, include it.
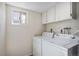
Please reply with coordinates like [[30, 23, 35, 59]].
[[24, 52, 33, 56]]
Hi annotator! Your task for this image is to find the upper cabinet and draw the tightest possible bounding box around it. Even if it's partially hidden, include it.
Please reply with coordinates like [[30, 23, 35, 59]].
[[56, 2, 77, 21], [56, 2, 71, 21], [42, 11, 47, 24], [42, 6, 56, 24], [42, 2, 77, 24], [47, 6, 56, 23]]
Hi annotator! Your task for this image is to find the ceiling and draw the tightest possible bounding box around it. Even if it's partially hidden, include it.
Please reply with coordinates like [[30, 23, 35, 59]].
[[6, 2, 56, 12]]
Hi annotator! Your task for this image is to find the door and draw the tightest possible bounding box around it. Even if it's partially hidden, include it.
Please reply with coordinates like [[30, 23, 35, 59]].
[[6, 5, 31, 56]]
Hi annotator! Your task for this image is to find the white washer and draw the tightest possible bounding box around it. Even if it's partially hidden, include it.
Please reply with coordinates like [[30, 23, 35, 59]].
[[33, 36, 79, 56], [33, 36, 42, 56]]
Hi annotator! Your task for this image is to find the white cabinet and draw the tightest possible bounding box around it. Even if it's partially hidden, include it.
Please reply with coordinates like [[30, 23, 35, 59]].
[[33, 37, 42, 56], [56, 2, 71, 21], [42, 12, 47, 24], [56, 2, 77, 21], [42, 6, 56, 24], [42, 2, 77, 24], [42, 40, 68, 56], [47, 6, 56, 23]]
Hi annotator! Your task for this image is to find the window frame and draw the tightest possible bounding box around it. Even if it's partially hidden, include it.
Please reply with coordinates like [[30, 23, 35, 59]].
[[11, 10, 28, 25]]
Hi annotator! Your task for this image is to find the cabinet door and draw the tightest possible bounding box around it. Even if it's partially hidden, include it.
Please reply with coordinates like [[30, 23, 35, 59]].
[[47, 6, 56, 23], [56, 2, 72, 21], [42, 40, 68, 56], [42, 12, 47, 24], [33, 38, 42, 56]]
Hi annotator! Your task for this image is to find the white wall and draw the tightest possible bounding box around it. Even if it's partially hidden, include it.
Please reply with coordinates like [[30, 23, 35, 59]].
[[6, 5, 45, 56], [46, 19, 79, 34], [0, 3, 6, 55]]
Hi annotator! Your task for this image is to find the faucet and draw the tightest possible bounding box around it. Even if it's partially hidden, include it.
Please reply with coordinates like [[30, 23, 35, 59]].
[[52, 31, 56, 38], [50, 28, 58, 38]]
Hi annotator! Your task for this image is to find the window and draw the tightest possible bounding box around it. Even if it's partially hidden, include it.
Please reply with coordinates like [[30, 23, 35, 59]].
[[11, 11, 27, 25], [21, 13, 26, 24]]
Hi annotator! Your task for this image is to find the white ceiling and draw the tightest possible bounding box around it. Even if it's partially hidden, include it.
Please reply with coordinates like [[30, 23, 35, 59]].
[[6, 2, 56, 12]]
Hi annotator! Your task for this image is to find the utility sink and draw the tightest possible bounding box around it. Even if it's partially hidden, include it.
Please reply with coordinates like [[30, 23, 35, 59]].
[[42, 32, 79, 48], [48, 37, 78, 46]]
